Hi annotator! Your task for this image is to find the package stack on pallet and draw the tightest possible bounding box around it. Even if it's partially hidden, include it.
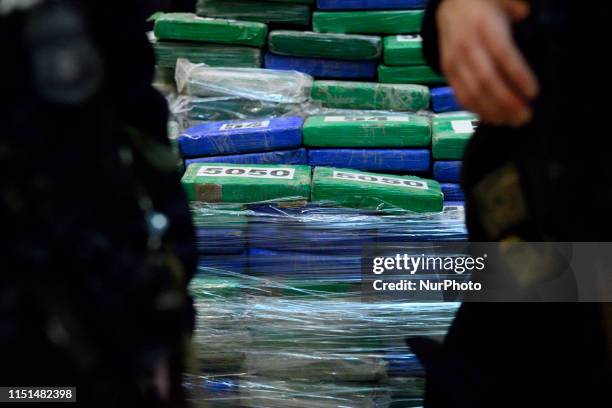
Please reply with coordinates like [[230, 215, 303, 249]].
[[180, 162, 467, 407], [146, 4, 477, 406]]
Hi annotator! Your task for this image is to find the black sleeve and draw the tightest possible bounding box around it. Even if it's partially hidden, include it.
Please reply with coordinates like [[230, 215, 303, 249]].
[[421, 0, 444, 73]]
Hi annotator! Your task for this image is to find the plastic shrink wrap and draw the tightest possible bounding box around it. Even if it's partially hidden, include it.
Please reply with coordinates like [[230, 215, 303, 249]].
[[197, 0, 311, 26], [154, 13, 268, 47], [317, 0, 427, 9], [378, 65, 446, 85], [313, 10, 424, 35], [172, 59, 314, 128], [176, 59, 313, 103], [311, 80, 430, 111], [383, 35, 425, 66], [303, 114, 430, 147], [268, 30, 382, 60], [264, 53, 378, 80], [432, 111, 478, 160], [153, 40, 262, 69]]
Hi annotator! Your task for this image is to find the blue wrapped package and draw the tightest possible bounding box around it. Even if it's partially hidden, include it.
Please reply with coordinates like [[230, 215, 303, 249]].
[[385, 354, 425, 377], [441, 183, 465, 201], [308, 148, 430, 173], [264, 53, 377, 80], [317, 0, 426, 9], [431, 87, 462, 113], [185, 149, 308, 166], [198, 252, 249, 274], [248, 248, 362, 278], [196, 228, 247, 255], [179, 116, 304, 158], [433, 161, 462, 183]]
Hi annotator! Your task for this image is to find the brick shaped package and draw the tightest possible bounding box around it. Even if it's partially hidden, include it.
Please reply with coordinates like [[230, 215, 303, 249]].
[[153, 41, 262, 68], [178, 117, 304, 158], [431, 86, 462, 113], [268, 30, 382, 60], [154, 13, 267, 47], [432, 112, 478, 160], [313, 10, 424, 35], [378, 65, 446, 85], [303, 115, 430, 147], [264, 53, 377, 80], [383, 35, 425, 66], [182, 163, 312, 203], [197, 0, 311, 26], [433, 161, 462, 182], [311, 167, 443, 212], [311, 80, 429, 111], [317, 0, 426, 9], [308, 149, 431, 173]]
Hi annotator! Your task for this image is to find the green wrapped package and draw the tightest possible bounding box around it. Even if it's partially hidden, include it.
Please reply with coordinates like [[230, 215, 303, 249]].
[[313, 10, 424, 35], [182, 163, 312, 203], [197, 0, 311, 26], [303, 115, 431, 147], [378, 65, 446, 85], [383, 35, 425, 66], [311, 80, 430, 111], [268, 31, 382, 61], [153, 41, 262, 68], [432, 112, 479, 160], [153, 13, 267, 47], [311, 167, 443, 213]]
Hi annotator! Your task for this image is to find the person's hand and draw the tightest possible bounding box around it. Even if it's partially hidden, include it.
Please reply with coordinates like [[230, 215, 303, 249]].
[[437, 0, 539, 126]]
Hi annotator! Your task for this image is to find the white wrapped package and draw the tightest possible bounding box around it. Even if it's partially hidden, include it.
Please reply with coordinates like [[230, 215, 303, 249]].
[[175, 58, 313, 103]]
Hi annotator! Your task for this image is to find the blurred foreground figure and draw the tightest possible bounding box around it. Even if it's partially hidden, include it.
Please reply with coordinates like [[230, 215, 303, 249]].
[[0, 1, 196, 407], [410, 1, 612, 407]]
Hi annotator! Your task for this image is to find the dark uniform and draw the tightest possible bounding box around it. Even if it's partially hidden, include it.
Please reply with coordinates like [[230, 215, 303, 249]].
[[413, 1, 612, 407], [0, 1, 196, 407]]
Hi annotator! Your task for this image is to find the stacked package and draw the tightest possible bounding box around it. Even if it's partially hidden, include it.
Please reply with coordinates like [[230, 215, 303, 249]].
[[172, 58, 313, 129], [153, 13, 267, 71], [184, 183, 467, 406], [431, 111, 479, 202]]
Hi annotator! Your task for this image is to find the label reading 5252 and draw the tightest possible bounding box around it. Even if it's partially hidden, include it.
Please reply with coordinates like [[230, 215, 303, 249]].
[[197, 166, 295, 180], [332, 171, 429, 191]]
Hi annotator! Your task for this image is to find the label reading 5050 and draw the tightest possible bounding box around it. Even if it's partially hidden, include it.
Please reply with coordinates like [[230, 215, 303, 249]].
[[197, 166, 296, 180], [333, 171, 429, 191]]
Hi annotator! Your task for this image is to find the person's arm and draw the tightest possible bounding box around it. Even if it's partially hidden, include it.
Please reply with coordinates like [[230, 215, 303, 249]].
[[421, 0, 539, 127]]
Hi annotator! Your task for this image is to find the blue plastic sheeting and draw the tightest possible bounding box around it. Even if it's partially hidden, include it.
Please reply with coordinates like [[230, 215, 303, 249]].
[[179, 116, 303, 158], [317, 0, 426, 10], [308, 148, 430, 173], [433, 160, 462, 182], [440, 183, 465, 201], [185, 148, 308, 166], [265, 53, 377, 80], [431, 86, 462, 113]]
